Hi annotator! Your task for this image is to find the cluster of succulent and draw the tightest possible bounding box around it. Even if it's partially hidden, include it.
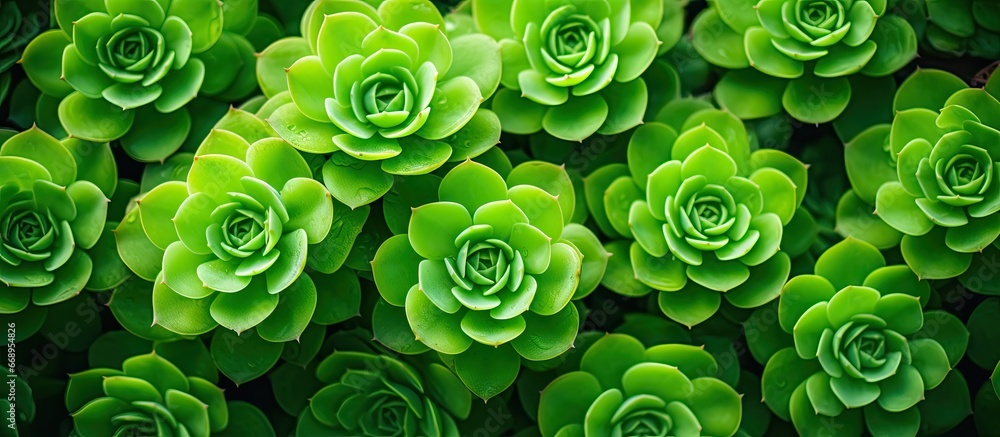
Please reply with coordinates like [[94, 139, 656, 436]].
[[0, 0, 998, 435]]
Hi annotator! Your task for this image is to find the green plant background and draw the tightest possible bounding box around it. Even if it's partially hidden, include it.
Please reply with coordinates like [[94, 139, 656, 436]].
[[0, 0, 998, 436]]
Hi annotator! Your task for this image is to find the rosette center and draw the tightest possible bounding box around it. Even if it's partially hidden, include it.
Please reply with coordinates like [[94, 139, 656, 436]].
[[822, 317, 906, 383], [358, 71, 415, 129], [800, 0, 841, 28], [674, 185, 737, 250], [619, 411, 672, 436], [448, 238, 524, 299], [209, 192, 285, 263], [943, 153, 989, 195], [3, 208, 53, 261], [104, 27, 163, 74]]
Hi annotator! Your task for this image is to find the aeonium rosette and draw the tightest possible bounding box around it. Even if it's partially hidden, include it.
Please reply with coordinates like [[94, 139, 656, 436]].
[[371, 160, 608, 401], [841, 68, 1000, 282], [693, 0, 918, 123], [586, 108, 811, 327], [67, 347, 228, 436], [116, 134, 334, 342], [538, 333, 742, 437], [66, 335, 277, 436], [259, 0, 503, 209], [473, 0, 671, 141], [0, 128, 116, 340], [20, 0, 228, 161], [762, 238, 960, 437], [753, 0, 883, 62], [296, 349, 472, 436]]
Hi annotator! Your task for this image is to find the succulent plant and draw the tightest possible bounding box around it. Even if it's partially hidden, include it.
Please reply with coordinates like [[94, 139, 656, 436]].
[[761, 238, 961, 436], [258, 0, 502, 209], [115, 121, 335, 342], [71, 330, 276, 437], [586, 107, 811, 326], [538, 333, 742, 437], [67, 351, 227, 436], [0, 128, 117, 339], [914, 0, 1000, 59], [371, 160, 607, 400], [18, 0, 238, 162], [296, 349, 472, 436], [518, 313, 772, 436], [840, 68, 1000, 281], [5, 1, 999, 433], [694, 0, 918, 123], [473, 0, 677, 141], [0, 0, 45, 104], [61, 332, 278, 437]]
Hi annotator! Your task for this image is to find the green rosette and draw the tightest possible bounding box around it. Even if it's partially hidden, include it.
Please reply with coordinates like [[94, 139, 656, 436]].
[[0, 127, 117, 341], [586, 105, 811, 327], [839, 68, 1000, 283], [474, 0, 683, 141], [114, 111, 336, 344], [18, 0, 264, 162], [537, 333, 742, 437], [66, 334, 275, 437], [295, 349, 472, 436], [694, 0, 918, 123], [257, 0, 503, 209], [761, 238, 967, 437], [371, 160, 609, 400]]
